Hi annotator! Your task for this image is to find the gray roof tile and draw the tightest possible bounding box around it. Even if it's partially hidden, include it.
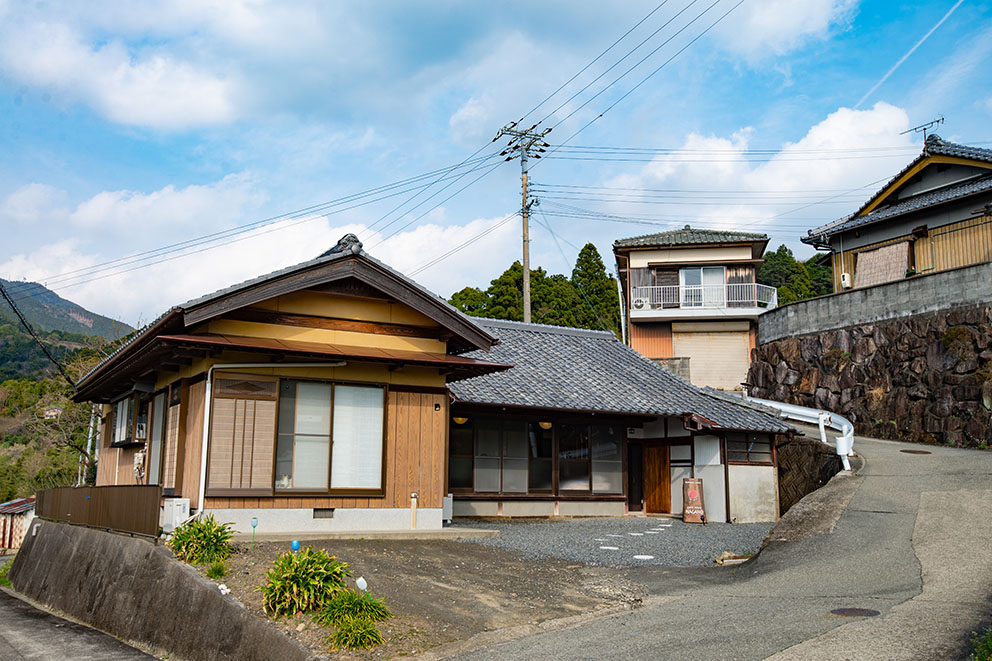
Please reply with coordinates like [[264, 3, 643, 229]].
[[449, 319, 793, 433], [613, 225, 769, 249]]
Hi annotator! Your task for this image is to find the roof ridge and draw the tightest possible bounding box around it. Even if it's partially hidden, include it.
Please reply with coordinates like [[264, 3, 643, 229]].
[[475, 317, 617, 338]]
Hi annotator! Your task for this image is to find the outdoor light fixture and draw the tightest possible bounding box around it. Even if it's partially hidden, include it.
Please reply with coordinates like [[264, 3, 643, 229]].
[[356, 576, 368, 593], [291, 540, 300, 553], [538, 421, 553, 430], [250, 517, 258, 550], [452, 417, 468, 425]]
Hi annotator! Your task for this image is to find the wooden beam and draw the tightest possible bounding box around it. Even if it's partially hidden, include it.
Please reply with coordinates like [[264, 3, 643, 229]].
[[224, 307, 447, 340]]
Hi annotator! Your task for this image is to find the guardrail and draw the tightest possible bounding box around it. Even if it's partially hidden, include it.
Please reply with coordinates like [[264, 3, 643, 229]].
[[743, 396, 855, 470], [35, 485, 162, 538], [631, 283, 778, 311]]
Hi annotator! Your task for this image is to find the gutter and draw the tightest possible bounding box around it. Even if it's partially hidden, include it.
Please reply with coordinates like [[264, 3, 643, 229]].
[[742, 394, 854, 470], [188, 361, 347, 521]]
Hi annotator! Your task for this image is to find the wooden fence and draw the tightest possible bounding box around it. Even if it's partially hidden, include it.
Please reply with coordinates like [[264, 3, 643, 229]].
[[35, 485, 162, 538]]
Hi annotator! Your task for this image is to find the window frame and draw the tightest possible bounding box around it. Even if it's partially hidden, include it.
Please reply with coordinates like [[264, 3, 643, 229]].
[[723, 432, 775, 466], [272, 377, 389, 498]]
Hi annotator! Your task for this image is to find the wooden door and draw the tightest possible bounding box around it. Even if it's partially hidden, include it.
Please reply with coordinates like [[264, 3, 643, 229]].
[[644, 445, 671, 514]]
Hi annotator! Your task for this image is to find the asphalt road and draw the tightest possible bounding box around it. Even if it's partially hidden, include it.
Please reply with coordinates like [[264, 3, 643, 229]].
[[0, 589, 153, 660], [449, 432, 992, 661]]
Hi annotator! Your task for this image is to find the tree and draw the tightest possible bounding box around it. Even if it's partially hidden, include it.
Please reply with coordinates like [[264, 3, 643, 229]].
[[449, 287, 489, 316], [758, 244, 832, 304], [571, 243, 621, 336]]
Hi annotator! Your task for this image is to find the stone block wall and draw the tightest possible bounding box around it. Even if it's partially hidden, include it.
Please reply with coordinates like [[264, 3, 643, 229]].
[[749, 302, 992, 447], [776, 436, 842, 514]]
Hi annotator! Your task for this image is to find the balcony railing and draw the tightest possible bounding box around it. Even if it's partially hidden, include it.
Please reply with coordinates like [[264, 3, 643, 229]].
[[631, 283, 778, 311]]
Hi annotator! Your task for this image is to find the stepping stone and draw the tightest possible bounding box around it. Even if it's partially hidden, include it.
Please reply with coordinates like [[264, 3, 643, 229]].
[[633, 555, 655, 560], [644, 531, 660, 534], [593, 538, 607, 542], [607, 534, 623, 538], [600, 546, 619, 550], [628, 532, 644, 536]]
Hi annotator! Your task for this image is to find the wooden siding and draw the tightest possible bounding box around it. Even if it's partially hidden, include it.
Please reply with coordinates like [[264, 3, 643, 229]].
[[833, 215, 992, 291], [162, 405, 180, 489], [180, 380, 206, 508], [630, 322, 673, 358], [202, 389, 447, 510], [95, 409, 116, 486], [207, 398, 276, 494]]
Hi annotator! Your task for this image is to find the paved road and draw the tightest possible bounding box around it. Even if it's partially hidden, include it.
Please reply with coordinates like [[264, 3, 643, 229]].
[[0, 589, 153, 660], [449, 433, 992, 660]]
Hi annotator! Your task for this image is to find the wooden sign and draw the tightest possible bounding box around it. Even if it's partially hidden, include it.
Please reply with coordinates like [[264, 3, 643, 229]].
[[682, 478, 706, 524]]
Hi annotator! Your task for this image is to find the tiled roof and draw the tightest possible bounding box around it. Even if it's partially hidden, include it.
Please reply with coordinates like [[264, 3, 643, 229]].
[[806, 135, 992, 241], [613, 225, 769, 249], [449, 319, 794, 433]]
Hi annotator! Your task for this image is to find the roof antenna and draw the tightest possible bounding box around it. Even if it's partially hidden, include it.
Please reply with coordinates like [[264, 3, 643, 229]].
[[900, 115, 944, 141]]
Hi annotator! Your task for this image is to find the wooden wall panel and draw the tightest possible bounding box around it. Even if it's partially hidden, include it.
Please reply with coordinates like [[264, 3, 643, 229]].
[[181, 380, 206, 508], [95, 412, 116, 486], [162, 405, 180, 489], [629, 322, 673, 358], [207, 398, 276, 494]]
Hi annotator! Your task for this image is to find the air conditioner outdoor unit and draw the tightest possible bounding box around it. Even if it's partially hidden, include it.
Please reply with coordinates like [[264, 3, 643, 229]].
[[840, 272, 853, 289], [161, 498, 190, 533], [442, 494, 453, 524], [632, 298, 646, 309]]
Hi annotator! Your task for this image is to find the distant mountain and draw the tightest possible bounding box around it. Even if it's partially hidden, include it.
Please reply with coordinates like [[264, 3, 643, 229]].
[[0, 278, 133, 341]]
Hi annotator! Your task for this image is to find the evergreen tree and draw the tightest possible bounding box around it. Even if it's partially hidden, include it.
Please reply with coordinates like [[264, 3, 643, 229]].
[[484, 261, 525, 321], [571, 243, 621, 336], [757, 244, 831, 304], [449, 287, 489, 316]]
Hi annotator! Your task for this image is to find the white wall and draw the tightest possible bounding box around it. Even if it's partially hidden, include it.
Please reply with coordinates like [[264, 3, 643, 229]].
[[692, 434, 726, 522], [208, 507, 442, 532], [728, 465, 779, 523]]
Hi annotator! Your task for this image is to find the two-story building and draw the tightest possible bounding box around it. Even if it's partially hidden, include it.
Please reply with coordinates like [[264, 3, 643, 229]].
[[802, 134, 992, 291], [614, 226, 777, 390]]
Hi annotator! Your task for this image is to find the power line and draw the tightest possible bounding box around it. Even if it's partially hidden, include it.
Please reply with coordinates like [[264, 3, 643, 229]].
[[408, 212, 520, 277], [0, 280, 75, 388]]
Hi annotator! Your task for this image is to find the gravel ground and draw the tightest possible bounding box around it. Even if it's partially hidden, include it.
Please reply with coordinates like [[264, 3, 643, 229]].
[[457, 517, 774, 567]]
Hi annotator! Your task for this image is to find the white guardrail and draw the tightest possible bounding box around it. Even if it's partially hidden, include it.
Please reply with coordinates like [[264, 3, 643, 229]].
[[744, 396, 855, 471]]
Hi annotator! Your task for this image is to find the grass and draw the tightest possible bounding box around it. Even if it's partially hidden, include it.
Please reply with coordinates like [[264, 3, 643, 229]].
[[206, 560, 226, 579], [0, 558, 12, 588], [313, 589, 391, 627], [168, 514, 235, 565], [972, 626, 992, 661], [258, 547, 351, 618], [332, 616, 384, 650]]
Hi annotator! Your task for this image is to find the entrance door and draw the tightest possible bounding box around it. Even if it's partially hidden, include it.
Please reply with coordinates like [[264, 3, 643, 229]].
[[644, 445, 671, 514], [627, 442, 643, 511]]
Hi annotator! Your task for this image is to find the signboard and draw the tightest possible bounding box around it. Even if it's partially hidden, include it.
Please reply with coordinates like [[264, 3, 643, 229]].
[[682, 478, 706, 524]]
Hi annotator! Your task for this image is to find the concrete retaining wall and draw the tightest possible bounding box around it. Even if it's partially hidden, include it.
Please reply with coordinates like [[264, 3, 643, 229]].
[[8, 521, 308, 661], [759, 261, 992, 344]]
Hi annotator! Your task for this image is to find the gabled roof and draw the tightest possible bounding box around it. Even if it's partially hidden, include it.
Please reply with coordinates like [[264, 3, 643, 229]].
[[449, 319, 794, 433], [805, 135, 992, 243], [0, 496, 35, 515], [75, 235, 501, 402], [614, 225, 769, 250]]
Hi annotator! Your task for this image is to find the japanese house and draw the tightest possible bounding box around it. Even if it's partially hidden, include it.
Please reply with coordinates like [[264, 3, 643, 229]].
[[613, 226, 776, 390], [448, 319, 793, 523], [75, 235, 510, 533], [802, 135, 992, 291]]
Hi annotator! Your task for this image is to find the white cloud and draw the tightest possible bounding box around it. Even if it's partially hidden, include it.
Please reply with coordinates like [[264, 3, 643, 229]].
[[0, 183, 67, 225], [712, 0, 858, 61], [0, 20, 237, 129], [69, 174, 265, 232], [0, 213, 520, 325]]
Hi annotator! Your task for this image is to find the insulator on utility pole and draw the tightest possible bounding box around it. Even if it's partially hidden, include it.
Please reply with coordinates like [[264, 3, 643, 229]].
[[493, 123, 552, 324]]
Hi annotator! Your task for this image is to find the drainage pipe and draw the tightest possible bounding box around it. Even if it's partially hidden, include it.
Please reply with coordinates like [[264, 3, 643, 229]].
[[744, 396, 855, 471], [192, 361, 347, 520]]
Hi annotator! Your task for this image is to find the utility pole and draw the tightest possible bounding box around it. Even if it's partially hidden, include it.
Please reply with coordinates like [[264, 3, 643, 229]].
[[494, 122, 551, 323]]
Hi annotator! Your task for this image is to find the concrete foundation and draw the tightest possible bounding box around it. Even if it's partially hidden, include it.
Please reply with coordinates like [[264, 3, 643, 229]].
[[557, 500, 625, 517], [728, 464, 779, 523], [207, 507, 442, 533]]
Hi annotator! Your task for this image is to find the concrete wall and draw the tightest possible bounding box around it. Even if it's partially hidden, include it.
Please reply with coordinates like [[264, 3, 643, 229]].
[[727, 465, 778, 523], [759, 261, 992, 344], [209, 507, 442, 532], [9, 521, 307, 661]]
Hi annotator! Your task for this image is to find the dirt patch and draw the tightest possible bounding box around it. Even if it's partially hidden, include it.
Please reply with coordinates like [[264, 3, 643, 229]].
[[216, 538, 641, 659]]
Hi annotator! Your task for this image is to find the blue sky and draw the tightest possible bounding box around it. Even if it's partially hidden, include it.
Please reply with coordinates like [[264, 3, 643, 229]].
[[1, 0, 990, 325]]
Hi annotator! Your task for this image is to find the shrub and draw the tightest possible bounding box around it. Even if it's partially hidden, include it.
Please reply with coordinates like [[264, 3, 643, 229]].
[[206, 560, 227, 579], [167, 514, 234, 564], [332, 616, 384, 650], [0, 558, 12, 588], [258, 547, 351, 617], [972, 626, 992, 661], [313, 589, 392, 627]]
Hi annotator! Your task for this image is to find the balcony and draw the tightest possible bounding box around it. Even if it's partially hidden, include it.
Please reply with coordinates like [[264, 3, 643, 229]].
[[630, 283, 777, 320]]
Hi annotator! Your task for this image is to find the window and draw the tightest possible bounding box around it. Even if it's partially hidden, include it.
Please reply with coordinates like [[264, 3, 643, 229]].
[[275, 380, 385, 492], [680, 266, 725, 308], [559, 423, 623, 493], [112, 397, 133, 446], [527, 423, 553, 491], [726, 433, 773, 465]]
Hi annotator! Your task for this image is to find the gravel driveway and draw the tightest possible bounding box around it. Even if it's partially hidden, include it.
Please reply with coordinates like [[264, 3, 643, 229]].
[[457, 517, 774, 567]]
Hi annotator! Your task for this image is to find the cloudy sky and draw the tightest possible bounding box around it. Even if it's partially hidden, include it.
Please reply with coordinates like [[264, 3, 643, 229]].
[[2, 0, 990, 325]]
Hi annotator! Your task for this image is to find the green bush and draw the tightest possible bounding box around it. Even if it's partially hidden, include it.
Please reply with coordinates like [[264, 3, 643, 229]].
[[332, 616, 384, 650], [167, 514, 234, 564], [206, 560, 227, 579], [258, 547, 351, 617], [0, 558, 12, 588], [313, 589, 391, 627], [972, 626, 992, 661]]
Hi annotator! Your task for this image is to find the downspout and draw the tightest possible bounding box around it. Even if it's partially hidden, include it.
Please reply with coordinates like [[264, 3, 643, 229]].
[[80, 405, 98, 486], [193, 361, 347, 518]]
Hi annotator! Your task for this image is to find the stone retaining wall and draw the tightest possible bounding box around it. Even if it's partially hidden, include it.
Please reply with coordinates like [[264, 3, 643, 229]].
[[749, 302, 992, 447], [8, 521, 308, 661], [776, 436, 842, 514]]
